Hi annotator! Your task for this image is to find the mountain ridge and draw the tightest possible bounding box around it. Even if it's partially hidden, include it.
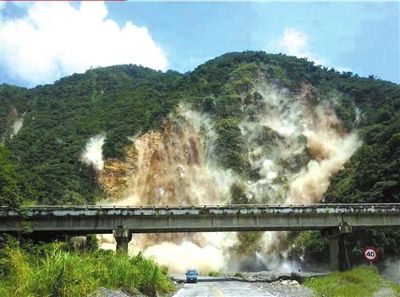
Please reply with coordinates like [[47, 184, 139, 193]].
[[1, 51, 399, 263]]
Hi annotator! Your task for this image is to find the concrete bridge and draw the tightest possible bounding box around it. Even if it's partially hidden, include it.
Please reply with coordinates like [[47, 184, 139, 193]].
[[1, 203, 399, 270]]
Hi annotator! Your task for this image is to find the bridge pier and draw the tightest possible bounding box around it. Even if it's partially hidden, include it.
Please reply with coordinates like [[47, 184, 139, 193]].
[[322, 223, 352, 271], [323, 228, 340, 271], [113, 226, 132, 253], [69, 235, 87, 249]]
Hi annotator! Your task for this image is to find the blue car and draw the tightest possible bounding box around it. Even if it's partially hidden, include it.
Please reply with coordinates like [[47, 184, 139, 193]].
[[185, 269, 198, 283]]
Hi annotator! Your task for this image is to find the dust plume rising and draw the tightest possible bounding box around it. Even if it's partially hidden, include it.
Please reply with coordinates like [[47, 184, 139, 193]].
[[81, 134, 106, 171], [382, 258, 400, 284], [288, 111, 360, 204], [99, 105, 238, 273], [138, 232, 238, 273], [240, 83, 361, 270], [12, 118, 23, 136], [9, 108, 24, 138], [98, 83, 361, 273], [242, 84, 361, 205], [101, 105, 236, 206]]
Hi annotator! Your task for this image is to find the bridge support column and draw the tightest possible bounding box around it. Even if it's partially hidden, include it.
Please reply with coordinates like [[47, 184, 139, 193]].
[[322, 227, 340, 271], [69, 236, 87, 249], [113, 226, 132, 253], [322, 223, 352, 272], [329, 235, 340, 271]]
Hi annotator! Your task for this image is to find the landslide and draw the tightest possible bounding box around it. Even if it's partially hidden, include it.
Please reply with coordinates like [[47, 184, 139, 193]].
[[1, 51, 399, 263]]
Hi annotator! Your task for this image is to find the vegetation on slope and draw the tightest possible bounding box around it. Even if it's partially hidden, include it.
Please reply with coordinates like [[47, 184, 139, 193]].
[[305, 267, 400, 297], [326, 77, 400, 204], [0, 240, 173, 297], [0, 51, 399, 262], [177, 52, 400, 262], [0, 145, 24, 209], [0, 66, 182, 205], [1, 52, 398, 206]]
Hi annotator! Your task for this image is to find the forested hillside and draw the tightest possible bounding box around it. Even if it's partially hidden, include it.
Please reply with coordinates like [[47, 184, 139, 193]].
[[1, 67, 182, 204], [1, 51, 399, 262]]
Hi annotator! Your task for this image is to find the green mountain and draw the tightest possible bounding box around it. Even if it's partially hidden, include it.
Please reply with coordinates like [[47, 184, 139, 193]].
[[1, 51, 399, 263]]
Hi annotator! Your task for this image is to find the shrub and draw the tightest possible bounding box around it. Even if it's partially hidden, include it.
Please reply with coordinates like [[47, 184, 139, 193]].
[[305, 267, 400, 297], [0, 242, 174, 297]]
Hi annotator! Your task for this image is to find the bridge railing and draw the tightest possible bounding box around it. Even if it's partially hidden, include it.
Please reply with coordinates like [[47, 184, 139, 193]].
[[1, 203, 399, 217], [1, 203, 400, 209]]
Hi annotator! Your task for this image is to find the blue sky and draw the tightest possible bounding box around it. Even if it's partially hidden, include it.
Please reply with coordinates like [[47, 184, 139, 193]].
[[1, 1, 399, 87]]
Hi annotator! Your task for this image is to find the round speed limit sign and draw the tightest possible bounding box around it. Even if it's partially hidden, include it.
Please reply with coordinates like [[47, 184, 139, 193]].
[[363, 247, 378, 262]]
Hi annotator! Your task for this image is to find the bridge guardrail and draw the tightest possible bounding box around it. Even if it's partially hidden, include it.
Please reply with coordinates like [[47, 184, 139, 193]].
[[1, 203, 400, 217], [1, 203, 400, 209]]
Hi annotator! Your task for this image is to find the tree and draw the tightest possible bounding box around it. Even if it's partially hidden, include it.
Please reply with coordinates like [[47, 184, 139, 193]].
[[0, 145, 23, 209]]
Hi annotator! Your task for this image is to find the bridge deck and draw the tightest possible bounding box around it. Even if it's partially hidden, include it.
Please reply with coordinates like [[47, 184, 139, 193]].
[[0, 204, 399, 234]]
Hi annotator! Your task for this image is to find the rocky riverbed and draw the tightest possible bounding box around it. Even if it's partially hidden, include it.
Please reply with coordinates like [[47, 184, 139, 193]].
[[91, 271, 325, 297]]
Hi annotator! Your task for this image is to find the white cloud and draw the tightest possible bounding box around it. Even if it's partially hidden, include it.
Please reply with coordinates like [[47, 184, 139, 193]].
[[272, 27, 350, 72], [279, 28, 307, 56], [0, 2, 168, 86], [335, 66, 352, 73], [278, 28, 325, 66]]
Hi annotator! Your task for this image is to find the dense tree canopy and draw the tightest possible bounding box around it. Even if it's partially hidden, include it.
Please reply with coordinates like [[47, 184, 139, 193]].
[[0, 145, 23, 209], [0, 51, 399, 259], [1, 52, 399, 206]]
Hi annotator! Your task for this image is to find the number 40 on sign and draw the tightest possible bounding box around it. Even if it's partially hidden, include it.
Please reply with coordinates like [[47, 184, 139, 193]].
[[363, 247, 378, 263]]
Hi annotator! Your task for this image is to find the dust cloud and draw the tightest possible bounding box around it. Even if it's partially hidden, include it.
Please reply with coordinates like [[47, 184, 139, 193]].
[[242, 84, 361, 205], [97, 83, 361, 273], [240, 84, 361, 270], [382, 258, 400, 284], [12, 118, 23, 136], [98, 106, 238, 273], [81, 134, 106, 171], [9, 108, 24, 138]]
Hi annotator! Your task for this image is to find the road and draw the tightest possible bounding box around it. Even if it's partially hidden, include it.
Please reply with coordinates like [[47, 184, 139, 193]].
[[171, 275, 314, 297], [173, 280, 274, 297], [171, 278, 315, 297]]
